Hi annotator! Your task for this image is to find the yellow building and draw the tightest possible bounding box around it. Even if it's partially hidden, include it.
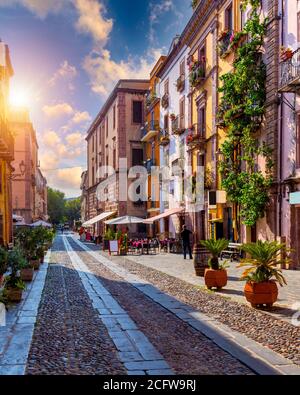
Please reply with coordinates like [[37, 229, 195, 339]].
[[142, 56, 166, 236], [0, 41, 14, 246], [183, 0, 245, 241]]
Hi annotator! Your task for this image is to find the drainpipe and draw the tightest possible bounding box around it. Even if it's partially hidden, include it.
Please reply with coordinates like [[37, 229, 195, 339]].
[[278, 0, 284, 239]]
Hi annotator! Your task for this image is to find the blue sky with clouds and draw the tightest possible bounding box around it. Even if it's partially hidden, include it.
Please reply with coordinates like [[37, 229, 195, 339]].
[[0, 0, 192, 197]]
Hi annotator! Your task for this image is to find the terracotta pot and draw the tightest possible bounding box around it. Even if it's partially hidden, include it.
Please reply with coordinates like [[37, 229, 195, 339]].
[[7, 288, 23, 302], [244, 281, 278, 308], [204, 269, 228, 290], [31, 259, 40, 271], [20, 268, 34, 282]]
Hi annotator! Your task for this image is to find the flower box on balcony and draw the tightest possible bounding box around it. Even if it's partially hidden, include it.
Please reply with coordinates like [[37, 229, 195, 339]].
[[189, 61, 206, 88], [186, 133, 206, 149], [280, 47, 293, 61], [159, 135, 170, 146], [176, 75, 185, 92], [173, 128, 185, 136], [161, 93, 169, 109]]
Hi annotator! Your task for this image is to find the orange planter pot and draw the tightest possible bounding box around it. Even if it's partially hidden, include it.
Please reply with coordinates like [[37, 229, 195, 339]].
[[20, 268, 34, 282], [7, 288, 23, 302], [204, 269, 227, 290], [244, 281, 278, 308], [31, 260, 40, 271]]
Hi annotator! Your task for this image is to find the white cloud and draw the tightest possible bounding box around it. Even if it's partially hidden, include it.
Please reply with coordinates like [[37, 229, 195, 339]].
[[55, 167, 83, 189], [49, 60, 77, 87], [149, 0, 174, 44], [43, 102, 74, 118], [0, 0, 65, 18], [73, 0, 113, 45], [83, 48, 162, 96], [43, 130, 61, 147], [66, 132, 84, 146], [72, 111, 91, 124]]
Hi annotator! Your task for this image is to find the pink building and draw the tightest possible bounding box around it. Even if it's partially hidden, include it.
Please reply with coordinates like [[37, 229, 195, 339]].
[[9, 107, 47, 224], [84, 80, 149, 237]]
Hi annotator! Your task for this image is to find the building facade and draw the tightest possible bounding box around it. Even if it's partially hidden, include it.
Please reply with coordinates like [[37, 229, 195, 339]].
[[85, 80, 149, 236], [156, 39, 191, 239], [0, 40, 14, 246], [142, 56, 166, 236], [9, 107, 47, 224]]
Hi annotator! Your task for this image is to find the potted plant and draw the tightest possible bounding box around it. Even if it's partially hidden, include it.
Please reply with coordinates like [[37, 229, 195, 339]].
[[280, 46, 293, 61], [6, 248, 26, 302], [200, 238, 229, 290], [239, 240, 288, 308], [36, 245, 45, 264], [19, 254, 34, 282], [0, 247, 8, 287], [30, 252, 40, 271]]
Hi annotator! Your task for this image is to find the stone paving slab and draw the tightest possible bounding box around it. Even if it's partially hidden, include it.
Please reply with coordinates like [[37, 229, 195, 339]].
[[0, 254, 49, 375], [63, 236, 173, 375], [73, 236, 300, 376]]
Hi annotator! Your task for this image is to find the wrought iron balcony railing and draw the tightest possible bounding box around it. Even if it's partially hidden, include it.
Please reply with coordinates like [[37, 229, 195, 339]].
[[161, 93, 169, 109], [171, 115, 185, 135], [189, 60, 206, 88], [141, 120, 160, 141], [176, 74, 185, 92], [279, 48, 300, 92], [186, 124, 206, 150]]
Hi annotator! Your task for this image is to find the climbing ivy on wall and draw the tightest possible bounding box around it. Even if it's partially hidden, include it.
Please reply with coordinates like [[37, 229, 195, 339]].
[[217, 0, 273, 226]]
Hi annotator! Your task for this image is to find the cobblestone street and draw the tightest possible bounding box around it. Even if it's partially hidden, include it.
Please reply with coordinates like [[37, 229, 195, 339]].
[[1, 234, 300, 375]]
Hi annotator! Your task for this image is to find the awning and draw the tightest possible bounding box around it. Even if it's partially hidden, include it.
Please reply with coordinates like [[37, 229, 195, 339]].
[[82, 211, 115, 227], [144, 207, 184, 224], [105, 215, 146, 225], [30, 220, 52, 228]]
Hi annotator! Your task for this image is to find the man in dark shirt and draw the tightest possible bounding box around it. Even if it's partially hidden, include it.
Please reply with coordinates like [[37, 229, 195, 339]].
[[181, 225, 193, 260]]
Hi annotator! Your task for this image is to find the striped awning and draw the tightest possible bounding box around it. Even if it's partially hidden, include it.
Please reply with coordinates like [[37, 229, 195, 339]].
[[82, 211, 116, 227], [143, 207, 184, 224]]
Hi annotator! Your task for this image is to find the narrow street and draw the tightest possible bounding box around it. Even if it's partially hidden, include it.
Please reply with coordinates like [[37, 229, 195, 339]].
[[2, 234, 300, 376]]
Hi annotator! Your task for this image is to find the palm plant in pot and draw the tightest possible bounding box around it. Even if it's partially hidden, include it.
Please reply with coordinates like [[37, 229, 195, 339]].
[[0, 247, 8, 287], [239, 240, 288, 309], [5, 248, 26, 302], [200, 238, 229, 290]]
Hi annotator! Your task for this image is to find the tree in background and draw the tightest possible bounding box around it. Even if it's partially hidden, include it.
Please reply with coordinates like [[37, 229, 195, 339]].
[[47, 188, 66, 224], [65, 197, 81, 224]]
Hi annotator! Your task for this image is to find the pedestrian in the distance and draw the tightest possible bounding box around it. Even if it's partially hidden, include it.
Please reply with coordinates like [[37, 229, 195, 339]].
[[181, 225, 193, 260]]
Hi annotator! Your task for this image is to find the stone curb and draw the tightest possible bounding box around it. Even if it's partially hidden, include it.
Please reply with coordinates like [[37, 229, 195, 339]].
[[73, 236, 300, 376], [0, 250, 50, 375]]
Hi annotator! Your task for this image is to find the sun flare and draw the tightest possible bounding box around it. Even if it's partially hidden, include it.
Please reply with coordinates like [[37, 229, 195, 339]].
[[9, 86, 30, 107]]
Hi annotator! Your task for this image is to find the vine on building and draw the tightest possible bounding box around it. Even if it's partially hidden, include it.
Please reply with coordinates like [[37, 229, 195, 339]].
[[217, 0, 273, 226]]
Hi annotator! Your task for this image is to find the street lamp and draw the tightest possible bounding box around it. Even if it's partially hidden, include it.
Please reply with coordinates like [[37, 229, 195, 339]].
[[9, 160, 26, 180]]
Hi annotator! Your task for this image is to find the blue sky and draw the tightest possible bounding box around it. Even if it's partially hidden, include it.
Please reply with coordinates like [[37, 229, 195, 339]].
[[0, 0, 192, 197]]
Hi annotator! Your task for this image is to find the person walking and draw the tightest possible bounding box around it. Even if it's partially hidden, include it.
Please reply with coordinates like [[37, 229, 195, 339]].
[[181, 225, 193, 260]]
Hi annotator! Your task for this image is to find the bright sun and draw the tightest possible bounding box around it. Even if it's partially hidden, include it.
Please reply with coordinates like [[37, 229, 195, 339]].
[[9, 86, 30, 107]]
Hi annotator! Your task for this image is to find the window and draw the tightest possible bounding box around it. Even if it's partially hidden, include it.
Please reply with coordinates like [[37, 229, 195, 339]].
[[92, 135, 95, 152], [164, 114, 169, 131], [179, 97, 185, 129], [113, 138, 116, 170], [225, 3, 233, 31], [180, 59, 185, 77], [113, 105, 116, 129], [164, 79, 169, 95], [132, 101, 143, 124], [197, 106, 205, 136], [106, 117, 108, 137], [132, 148, 144, 166]]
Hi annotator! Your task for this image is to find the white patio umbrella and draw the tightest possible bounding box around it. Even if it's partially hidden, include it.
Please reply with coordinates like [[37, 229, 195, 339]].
[[104, 215, 146, 225], [30, 220, 52, 228]]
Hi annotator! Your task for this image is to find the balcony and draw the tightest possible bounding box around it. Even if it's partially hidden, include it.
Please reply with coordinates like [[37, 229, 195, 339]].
[[0, 118, 14, 161], [189, 60, 206, 89], [218, 30, 248, 59], [279, 48, 300, 93], [141, 120, 160, 142], [186, 124, 206, 151], [144, 158, 155, 174], [159, 130, 170, 146], [146, 91, 159, 112], [176, 74, 185, 92], [171, 115, 185, 136], [161, 93, 169, 109]]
